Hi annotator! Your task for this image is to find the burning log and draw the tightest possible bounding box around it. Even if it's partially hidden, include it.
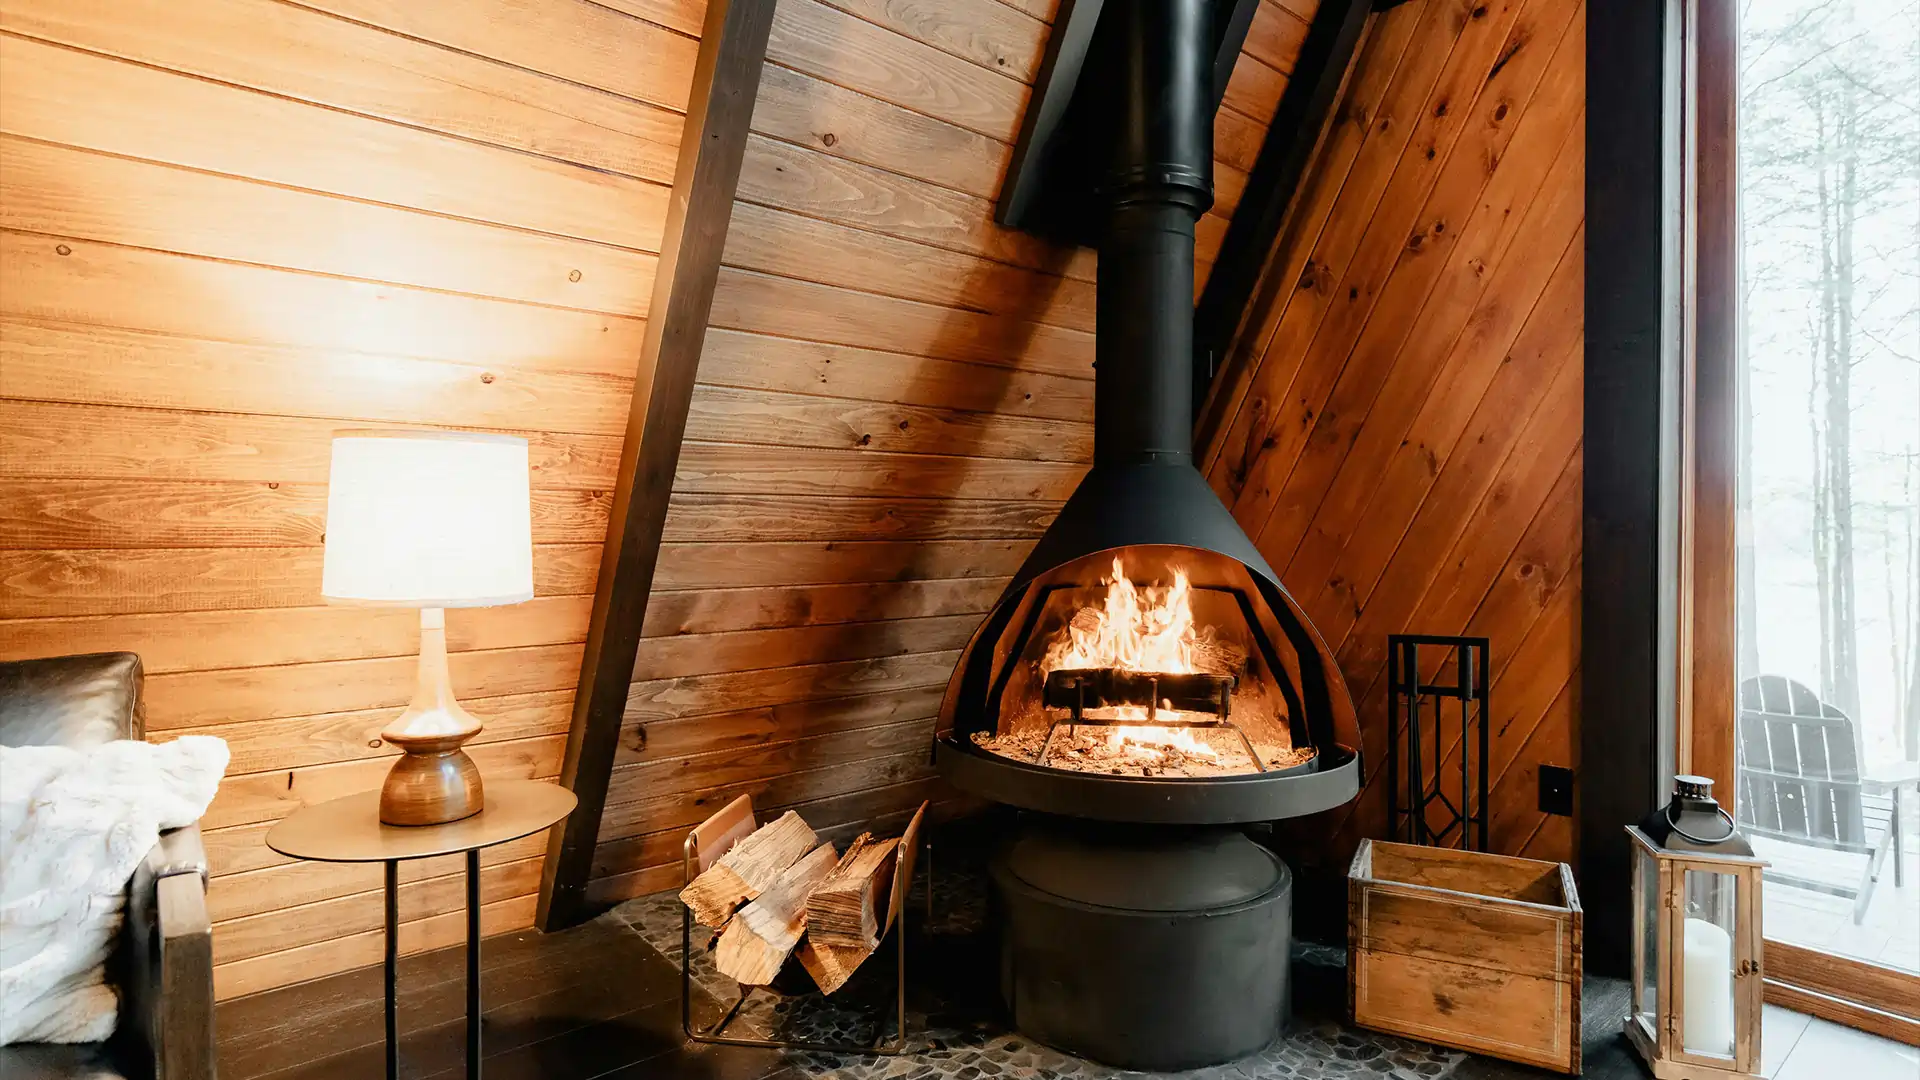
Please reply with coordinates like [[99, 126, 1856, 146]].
[[678, 810, 817, 927], [1042, 667, 1234, 716], [712, 841, 838, 985]]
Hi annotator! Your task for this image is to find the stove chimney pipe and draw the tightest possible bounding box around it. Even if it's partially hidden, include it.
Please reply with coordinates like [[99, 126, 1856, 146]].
[[1095, 0, 1215, 466]]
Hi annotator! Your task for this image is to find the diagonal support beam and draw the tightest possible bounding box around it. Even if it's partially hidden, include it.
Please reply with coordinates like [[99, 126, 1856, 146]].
[[1191, 0, 1372, 436], [537, 0, 777, 931]]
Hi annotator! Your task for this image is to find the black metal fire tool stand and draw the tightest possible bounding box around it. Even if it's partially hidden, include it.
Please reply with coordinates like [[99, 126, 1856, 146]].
[[1387, 635, 1490, 851]]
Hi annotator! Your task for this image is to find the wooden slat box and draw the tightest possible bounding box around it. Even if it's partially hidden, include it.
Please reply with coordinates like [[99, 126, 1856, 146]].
[[1348, 840, 1583, 1074]]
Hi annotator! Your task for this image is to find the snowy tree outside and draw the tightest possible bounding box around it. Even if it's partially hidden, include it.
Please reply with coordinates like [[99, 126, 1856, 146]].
[[1739, 0, 1919, 973]]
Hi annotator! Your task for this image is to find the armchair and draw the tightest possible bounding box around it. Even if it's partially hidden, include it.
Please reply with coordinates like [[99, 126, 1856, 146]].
[[0, 653, 216, 1080]]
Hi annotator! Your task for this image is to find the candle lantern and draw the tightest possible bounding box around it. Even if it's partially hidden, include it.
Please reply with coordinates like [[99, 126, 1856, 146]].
[[1625, 776, 1766, 1079]]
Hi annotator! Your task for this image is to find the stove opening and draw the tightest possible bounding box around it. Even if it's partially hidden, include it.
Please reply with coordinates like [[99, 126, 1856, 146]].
[[966, 545, 1317, 778]]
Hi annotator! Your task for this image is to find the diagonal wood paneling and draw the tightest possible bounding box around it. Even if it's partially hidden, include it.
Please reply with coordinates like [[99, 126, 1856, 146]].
[[1199, 0, 1585, 868]]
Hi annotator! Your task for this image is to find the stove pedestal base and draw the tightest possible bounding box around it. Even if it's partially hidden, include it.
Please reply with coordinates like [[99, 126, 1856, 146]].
[[991, 818, 1292, 1070]]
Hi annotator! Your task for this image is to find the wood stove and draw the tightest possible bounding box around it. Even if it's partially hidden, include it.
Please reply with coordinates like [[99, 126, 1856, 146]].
[[931, 0, 1360, 1068]]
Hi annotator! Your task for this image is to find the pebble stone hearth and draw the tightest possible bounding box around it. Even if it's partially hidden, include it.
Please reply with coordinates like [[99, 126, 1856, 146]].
[[610, 835, 1464, 1080]]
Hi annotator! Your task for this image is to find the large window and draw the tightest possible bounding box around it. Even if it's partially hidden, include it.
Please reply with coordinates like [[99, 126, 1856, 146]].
[[1735, 0, 1918, 978]]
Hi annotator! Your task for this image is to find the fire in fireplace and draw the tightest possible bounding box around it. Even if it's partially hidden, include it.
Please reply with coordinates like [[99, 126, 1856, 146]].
[[929, 0, 1361, 1070], [968, 550, 1316, 779]]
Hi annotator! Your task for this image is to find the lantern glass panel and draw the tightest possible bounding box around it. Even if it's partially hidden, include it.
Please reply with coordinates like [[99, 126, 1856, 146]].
[[1679, 868, 1740, 1059], [1635, 846, 1660, 1033]]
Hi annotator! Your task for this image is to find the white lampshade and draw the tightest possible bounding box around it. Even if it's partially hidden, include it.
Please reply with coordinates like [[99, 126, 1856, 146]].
[[322, 430, 534, 607]]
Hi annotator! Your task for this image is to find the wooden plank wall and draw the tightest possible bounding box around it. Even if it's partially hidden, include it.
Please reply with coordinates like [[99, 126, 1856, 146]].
[[0, 0, 1316, 997], [1198, 0, 1586, 868], [581, 0, 1324, 907], [0, 0, 702, 999]]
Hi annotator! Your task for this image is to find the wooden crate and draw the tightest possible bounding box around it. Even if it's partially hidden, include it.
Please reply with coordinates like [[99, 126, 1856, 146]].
[[1348, 840, 1583, 1074]]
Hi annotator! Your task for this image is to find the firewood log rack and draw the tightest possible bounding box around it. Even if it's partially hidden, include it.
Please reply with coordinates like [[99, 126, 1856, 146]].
[[679, 794, 924, 1055]]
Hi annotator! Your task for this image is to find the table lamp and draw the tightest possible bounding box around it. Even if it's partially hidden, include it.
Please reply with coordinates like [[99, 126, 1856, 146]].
[[322, 430, 534, 826]]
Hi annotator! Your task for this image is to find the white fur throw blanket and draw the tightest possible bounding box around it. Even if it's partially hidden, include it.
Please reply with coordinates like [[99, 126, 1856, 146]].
[[0, 736, 227, 1045]]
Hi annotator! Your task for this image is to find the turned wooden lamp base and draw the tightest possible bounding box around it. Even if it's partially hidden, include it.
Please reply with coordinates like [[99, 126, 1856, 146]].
[[379, 608, 489, 827], [381, 733, 485, 826]]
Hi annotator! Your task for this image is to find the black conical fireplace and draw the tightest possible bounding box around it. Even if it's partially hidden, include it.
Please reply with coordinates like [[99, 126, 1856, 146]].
[[931, 0, 1360, 1068]]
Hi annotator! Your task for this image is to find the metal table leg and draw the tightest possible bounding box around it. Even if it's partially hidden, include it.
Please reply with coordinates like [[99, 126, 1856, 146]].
[[467, 848, 481, 1079], [385, 859, 399, 1080]]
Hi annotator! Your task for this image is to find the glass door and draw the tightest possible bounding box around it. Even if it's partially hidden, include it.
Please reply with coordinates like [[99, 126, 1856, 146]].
[[1733, 0, 1918, 1002]]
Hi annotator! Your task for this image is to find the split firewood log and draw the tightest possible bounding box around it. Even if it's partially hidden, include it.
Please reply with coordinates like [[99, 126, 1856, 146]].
[[796, 803, 925, 995], [794, 937, 869, 996], [679, 810, 817, 928], [712, 842, 838, 985], [805, 833, 899, 950]]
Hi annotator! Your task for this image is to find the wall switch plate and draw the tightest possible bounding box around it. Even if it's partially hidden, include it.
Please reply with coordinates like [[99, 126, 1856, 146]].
[[1538, 765, 1574, 816]]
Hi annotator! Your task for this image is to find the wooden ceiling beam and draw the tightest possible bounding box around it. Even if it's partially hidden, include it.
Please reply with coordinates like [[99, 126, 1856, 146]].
[[536, 0, 778, 931], [1192, 0, 1373, 438]]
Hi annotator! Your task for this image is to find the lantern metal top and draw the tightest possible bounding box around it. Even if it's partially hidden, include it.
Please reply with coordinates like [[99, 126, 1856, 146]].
[[1674, 774, 1714, 799], [1626, 826, 1766, 868], [1637, 775, 1758, 858]]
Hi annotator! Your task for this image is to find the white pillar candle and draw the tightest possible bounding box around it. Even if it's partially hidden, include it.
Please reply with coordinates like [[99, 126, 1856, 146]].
[[1682, 916, 1735, 1055]]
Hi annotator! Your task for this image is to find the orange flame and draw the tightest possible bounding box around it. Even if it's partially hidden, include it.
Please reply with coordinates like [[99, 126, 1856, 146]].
[[1042, 558, 1219, 760]]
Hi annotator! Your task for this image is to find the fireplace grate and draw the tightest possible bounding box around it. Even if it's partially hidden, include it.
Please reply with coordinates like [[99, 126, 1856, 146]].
[[1034, 667, 1273, 770], [1387, 634, 1490, 851]]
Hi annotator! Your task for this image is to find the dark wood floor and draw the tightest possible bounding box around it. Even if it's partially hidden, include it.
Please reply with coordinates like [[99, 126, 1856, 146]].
[[216, 915, 789, 1080]]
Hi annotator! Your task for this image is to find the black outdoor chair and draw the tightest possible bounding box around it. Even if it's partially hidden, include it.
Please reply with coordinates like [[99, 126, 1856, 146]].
[[1736, 674, 1913, 924]]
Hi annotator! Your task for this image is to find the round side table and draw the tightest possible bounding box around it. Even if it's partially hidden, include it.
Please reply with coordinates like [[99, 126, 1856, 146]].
[[267, 780, 576, 1080]]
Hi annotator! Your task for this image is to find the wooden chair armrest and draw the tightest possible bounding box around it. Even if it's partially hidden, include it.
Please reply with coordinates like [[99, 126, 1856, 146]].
[[1862, 761, 1920, 793], [126, 824, 216, 1079]]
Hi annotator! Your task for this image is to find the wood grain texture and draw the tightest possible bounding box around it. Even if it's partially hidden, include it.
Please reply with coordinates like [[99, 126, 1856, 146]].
[[1349, 840, 1582, 1073], [720, 200, 1097, 332], [1200, 0, 1585, 871], [750, 64, 1010, 199], [0, 236, 649, 379], [291, 0, 699, 112], [0, 0, 687, 181], [814, 0, 1047, 83], [0, 338, 634, 444], [694, 328, 1094, 420], [538, 0, 778, 931], [1244, 0, 1312, 74], [0, 136, 660, 315], [214, 894, 537, 1000], [1, 0, 1345, 993], [1200, 0, 1428, 487], [765, 0, 1028, 142], [1217, 0, 1535, 536], [1246, 1, 1585, 564], [1223, 51, 1290, 125], [1682, 0, 1738, 798], [0, 34, 674, 242], [709, 266, 1093, 378], [733, 132, 1095, 284], [0, 0, 684, 998]]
